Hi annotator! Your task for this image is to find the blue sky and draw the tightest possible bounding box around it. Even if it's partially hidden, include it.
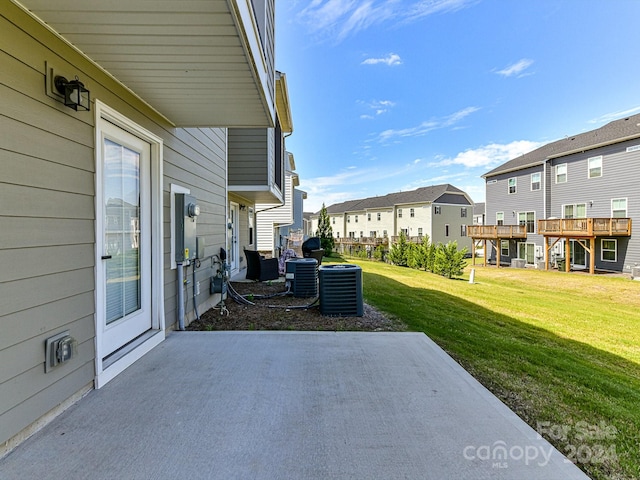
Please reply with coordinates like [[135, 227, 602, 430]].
[[275, 1, 640, 213]]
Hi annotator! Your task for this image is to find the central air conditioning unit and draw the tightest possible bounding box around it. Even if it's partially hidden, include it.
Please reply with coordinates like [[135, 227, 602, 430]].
[[632, 267, 640, 281], [285, 258, 318, 298], [319, 264, 363, 316]]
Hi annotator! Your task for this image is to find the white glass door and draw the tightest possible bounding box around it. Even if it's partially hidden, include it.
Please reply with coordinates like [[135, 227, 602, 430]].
[[98, 122, 152, 357], [228, 202, 240, 273]]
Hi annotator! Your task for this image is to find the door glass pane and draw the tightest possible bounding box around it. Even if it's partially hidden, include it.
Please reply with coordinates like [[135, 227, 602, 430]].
[[104, 138, 141, 324]]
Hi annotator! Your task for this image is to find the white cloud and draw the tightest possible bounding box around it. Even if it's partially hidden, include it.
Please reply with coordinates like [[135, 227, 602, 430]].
[[430, 140, 542, 168], [358, 99, 396, 118], [297, 0, 476, 42], [378, 106, 480, 141], [361, 53, 402, 66], [495, 58, 534, 77]]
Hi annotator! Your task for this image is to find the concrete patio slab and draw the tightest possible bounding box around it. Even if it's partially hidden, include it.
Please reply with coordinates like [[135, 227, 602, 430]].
[[0, 332, 588, 479]]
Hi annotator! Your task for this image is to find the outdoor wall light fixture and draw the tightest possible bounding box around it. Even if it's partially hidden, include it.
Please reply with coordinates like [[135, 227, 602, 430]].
[[54, 75, 91, 111], [589, 201, 594, 207]]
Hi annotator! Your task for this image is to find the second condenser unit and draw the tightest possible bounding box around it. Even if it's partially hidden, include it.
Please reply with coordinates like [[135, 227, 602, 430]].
[[318, 264, 363, 316]]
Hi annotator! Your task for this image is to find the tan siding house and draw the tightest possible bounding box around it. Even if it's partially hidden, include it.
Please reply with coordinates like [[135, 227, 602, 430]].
[[1, 0, 277, 455], [312, 184, 474, 250]]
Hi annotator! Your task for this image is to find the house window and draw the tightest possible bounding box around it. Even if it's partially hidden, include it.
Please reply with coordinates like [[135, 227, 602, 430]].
[[332, 217, 335, 224], [383, 230, 388, 237], [347, 216, 350, 223], [563, 204, 586, 219], [601, 239, 617, 262], [531, 172, 541, 191], [355, 215, 358, 223], [445, 224, 450, 237], [501, 240, 509, 257], [410, 208, 415, 218], [555, 163, 567, 183], [434, 206, 441, 214], [612, 198, 627, 218], [588, 156, 602, 178], [336, 233, 340, 238], [367, 213, 371, 221], [508, 178, 516, 194], [398, 209, 403, 218], [461, 207, 467, 218], [461, 225, 467, 237], [496, 212, 504, 226], [369, 231, 376, 237], [518, 211, 535, 233], [377, 212, 381, 221], [401, 228, 409, 236], [360, 231, 363, 237], [418, 227, 423, 237]]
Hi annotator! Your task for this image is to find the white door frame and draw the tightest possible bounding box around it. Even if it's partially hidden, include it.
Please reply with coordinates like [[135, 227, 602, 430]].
[[228, 202, 240, 275], [94, 101, 165, 388]]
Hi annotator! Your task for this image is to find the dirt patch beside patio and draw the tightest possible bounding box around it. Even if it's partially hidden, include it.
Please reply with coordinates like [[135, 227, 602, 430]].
[[186, 281, 405, 332]]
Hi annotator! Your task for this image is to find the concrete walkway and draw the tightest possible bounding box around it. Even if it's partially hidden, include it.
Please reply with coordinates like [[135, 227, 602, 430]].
[[1, 332, 589, 480]]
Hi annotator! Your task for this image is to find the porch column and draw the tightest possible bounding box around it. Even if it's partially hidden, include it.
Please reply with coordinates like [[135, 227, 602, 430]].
[[483, 239, 487, 267], [589, 237, 595, 275], [565, 237, 571, 272], [544, 236, 549, 271], [496, 239, 501, 268]]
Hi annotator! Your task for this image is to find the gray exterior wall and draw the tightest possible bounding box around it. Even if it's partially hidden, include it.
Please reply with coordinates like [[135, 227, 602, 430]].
[[549, 138, 640, 271], [1, 5, 228, 448], [228, 129, 270, 186], [485, 165, 545, 262]]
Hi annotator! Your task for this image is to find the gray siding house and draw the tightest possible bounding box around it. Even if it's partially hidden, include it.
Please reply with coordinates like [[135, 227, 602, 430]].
[[1, 0, 278, 455], [477, 114, 637, 273]]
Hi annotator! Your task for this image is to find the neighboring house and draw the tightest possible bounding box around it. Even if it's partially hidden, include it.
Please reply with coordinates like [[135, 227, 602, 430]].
[[254, 149, 300, 257], [473, 202, 485, 225], [474, 114, 637, 273], [311, 184, 474, 251], [278, 188, 308, 244], [303, 212, 314, 238], [0, 0, 277, 454], [228, 71, 293, 269]]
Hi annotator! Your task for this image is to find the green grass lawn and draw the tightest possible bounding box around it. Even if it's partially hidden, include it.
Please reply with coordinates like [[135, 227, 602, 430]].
[[330, 256, 640, 480]]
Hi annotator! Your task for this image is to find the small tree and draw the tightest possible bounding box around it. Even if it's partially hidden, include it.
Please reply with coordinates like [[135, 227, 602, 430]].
[[315, 203, 335, 257], [388, 230, 409, 266], [433, 241, 468, 279]]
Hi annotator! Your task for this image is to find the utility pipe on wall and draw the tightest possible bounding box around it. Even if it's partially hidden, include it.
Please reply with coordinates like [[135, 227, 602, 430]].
[[177, 262, 185, 331]]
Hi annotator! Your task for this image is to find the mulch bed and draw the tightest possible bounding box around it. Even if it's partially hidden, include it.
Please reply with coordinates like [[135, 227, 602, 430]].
[[186, 280, 405, 332]]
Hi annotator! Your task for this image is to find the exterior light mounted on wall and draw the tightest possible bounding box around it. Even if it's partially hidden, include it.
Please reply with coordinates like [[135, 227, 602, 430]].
[[54, 75, 91, 111]]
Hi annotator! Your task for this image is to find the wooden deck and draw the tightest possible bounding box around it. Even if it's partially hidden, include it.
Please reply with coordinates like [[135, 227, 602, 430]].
[[335, 237, 387, 246], [467, 225, 527, 239], [538, 218, 632, 237]]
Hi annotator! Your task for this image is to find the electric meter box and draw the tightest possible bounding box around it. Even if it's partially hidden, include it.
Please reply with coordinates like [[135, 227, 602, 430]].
[[175, 193, 200, 263]]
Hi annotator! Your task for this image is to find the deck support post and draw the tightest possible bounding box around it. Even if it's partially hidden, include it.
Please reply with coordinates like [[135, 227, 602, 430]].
[[565, 237, 571, 272]]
